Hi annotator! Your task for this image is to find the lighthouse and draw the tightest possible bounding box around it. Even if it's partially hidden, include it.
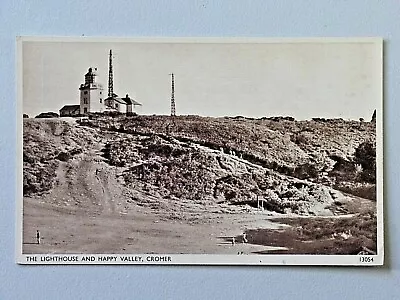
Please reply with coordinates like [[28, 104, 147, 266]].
[[79, 67, 105, 115]]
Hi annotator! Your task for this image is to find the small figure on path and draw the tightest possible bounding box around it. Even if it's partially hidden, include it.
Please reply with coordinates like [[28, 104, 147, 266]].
[[36, 230, 41, 244], [231, 237, 236, 246], [242, 233, 248, 243]]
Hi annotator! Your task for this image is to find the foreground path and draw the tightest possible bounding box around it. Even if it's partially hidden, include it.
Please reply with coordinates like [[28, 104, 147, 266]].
[[23, 197, 288, 254]]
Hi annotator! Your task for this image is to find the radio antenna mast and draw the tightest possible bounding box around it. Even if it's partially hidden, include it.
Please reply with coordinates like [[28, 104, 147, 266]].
[[170, 73, 176, 116], [108, 49, 113, 98]]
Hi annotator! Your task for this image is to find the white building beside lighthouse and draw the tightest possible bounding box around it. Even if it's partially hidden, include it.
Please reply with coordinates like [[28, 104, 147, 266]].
[[79, 67, 105, 115], [59, 52, 142, 117]]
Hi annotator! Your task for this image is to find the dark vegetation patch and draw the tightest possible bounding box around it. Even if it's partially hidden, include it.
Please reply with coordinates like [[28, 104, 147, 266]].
[[35, 112, 59, 118], [354, 141, 376, 183], [55, 148, 82, 162], [328, 141, 376, 200], [334, 183, 376, 201], [241, 212, 377, 255], [23, 160, 58, 195]]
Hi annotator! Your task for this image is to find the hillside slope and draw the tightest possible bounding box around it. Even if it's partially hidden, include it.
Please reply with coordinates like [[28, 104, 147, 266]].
[[93, 115, 377, 200], [24, 116, 376, 212], [22, 116, 377, 254]]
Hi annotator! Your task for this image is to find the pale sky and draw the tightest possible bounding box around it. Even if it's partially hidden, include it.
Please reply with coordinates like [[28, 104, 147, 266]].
[[21, 38, 382, 120]]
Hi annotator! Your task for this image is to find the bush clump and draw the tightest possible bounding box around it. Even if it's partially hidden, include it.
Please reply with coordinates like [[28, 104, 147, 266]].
[[354, 141, 376, 183]]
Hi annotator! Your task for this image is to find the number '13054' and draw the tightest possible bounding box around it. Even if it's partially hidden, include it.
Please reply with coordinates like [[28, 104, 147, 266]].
[[360, 257, 374, 263]]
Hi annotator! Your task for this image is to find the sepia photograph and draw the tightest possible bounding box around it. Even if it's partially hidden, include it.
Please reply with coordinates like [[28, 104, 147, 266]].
[[17, 37, 383, 265]]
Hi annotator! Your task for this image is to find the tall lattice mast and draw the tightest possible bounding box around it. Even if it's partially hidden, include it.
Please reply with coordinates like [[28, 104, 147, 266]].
[[108, 49, 113, 97], [170, 73, 176, 116]]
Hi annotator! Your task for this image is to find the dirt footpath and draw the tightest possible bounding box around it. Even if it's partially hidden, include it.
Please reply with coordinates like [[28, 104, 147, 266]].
[[23, 199, 288, 254]]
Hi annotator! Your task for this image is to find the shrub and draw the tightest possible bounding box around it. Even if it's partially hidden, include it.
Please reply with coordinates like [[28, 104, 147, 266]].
[[354, 142, 376, 183], [291, 132, 309, 145], [35, 112, 59, 118], [293, 163, 319, 179], [329, 155, 357, 182], [56, 151, 70, 161]]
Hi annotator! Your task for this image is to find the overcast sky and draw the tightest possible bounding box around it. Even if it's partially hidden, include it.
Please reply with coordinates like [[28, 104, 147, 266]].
[[21, 38, 382, 120]]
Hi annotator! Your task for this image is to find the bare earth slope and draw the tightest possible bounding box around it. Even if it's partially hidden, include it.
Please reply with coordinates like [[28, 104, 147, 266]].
[[22, 116, 377, 255]]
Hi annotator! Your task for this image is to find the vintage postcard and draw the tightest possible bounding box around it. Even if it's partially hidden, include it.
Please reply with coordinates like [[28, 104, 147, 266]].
[[16, 37, 383, 265]]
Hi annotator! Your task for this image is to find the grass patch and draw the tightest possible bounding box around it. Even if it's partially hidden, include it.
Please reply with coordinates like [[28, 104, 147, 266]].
[[335, 183, 376, 201], [242, 212, 377, 255]]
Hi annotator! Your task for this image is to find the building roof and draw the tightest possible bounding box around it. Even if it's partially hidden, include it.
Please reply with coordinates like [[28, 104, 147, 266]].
[[60, 105, 80, 112], [105, 94, 142, 106], [114, 98, 127, 105]]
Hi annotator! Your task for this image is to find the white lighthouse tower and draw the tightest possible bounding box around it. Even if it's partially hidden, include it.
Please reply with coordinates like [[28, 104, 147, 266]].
[[79, 67, 105, 115]]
